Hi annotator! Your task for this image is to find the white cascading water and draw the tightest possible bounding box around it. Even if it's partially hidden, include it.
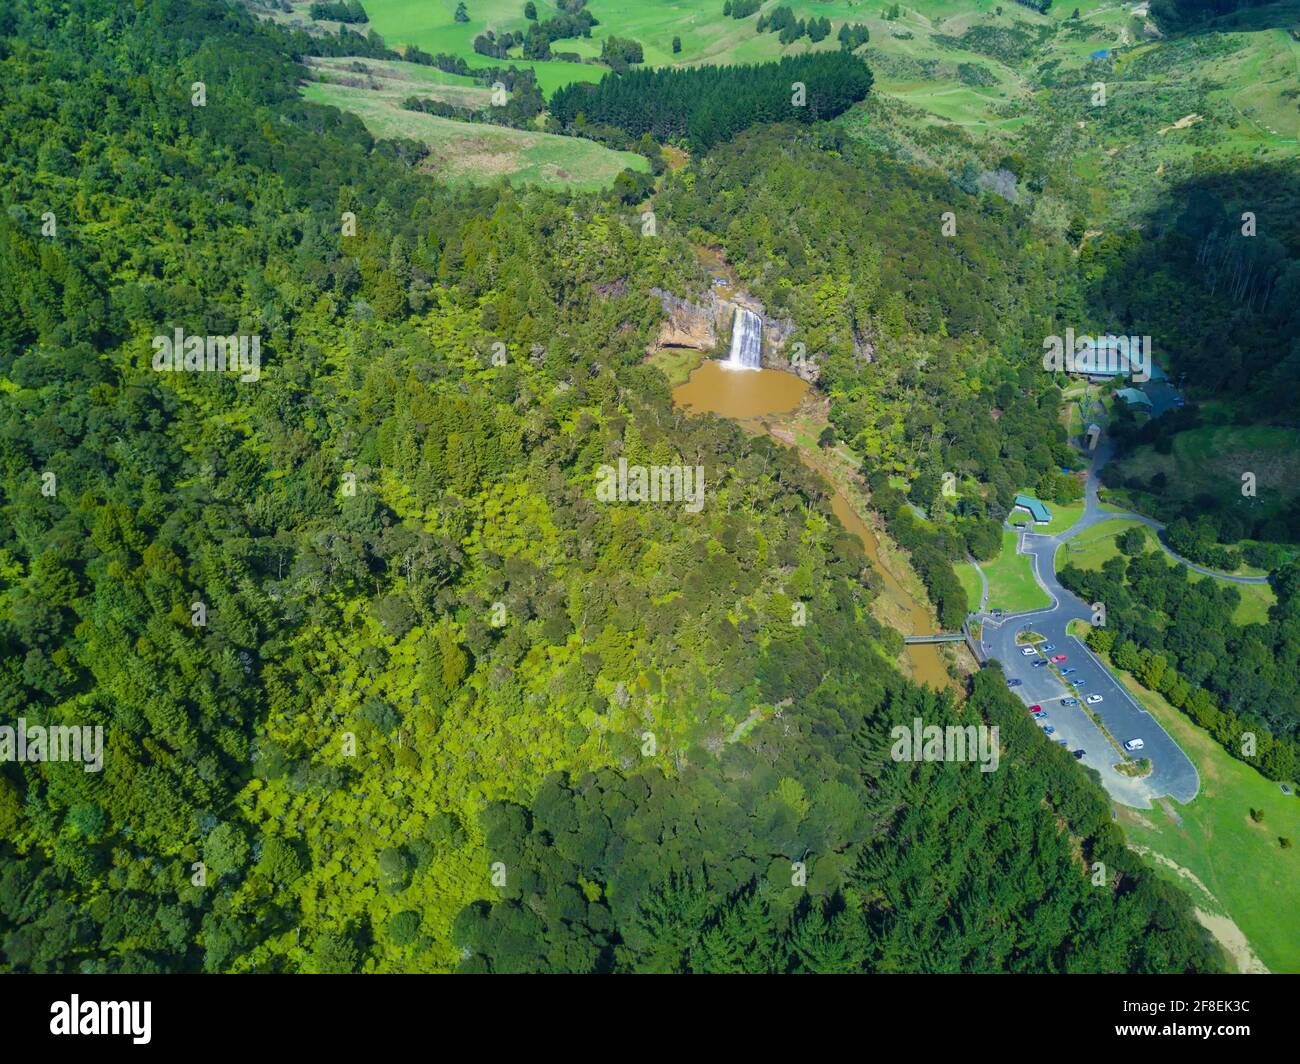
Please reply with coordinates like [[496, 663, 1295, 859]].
[[725, 306, 762, 370]]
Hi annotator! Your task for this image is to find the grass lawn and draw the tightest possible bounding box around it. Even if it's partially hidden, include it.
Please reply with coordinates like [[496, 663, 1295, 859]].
[[1066, 400, 1084, 437], [982, 529, 1050, 613], [1108, 423, 1300, 530], [1103, 657, 1300, 973], [1058, 519, 1276, 626], [1057, 518, 1148, 571], [1009, 498, 1081, 536], [954, 559, 983, 612], [301, 78, 646, 191], [645, 345, 704, 389], [1038, 499, 1084, 536]]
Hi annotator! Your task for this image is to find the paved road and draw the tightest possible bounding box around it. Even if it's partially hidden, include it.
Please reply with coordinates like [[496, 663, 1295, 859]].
[[977, 439, 1201, 808], [1056, 439, 1268, 585], [1086, 510, 1270, 585], [967, 554, 989, 611]]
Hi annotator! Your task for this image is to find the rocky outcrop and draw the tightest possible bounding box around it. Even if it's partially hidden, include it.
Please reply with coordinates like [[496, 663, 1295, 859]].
[[649, 288, 725, 351], [591, 279, 627, 299], [760, 315, 821, 384], [647, 287, 822, 383]]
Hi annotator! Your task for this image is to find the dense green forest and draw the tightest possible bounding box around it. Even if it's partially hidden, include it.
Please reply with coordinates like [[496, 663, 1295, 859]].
[[1086, 166, 1300, 546], [662, 127, 1083, 613], [458, 670, 1218, 973], [1061, 540, 1300, 783], [1151, 0, 1284, 28], [549, 53, 874, 151], [0, 0, 1225, 974]]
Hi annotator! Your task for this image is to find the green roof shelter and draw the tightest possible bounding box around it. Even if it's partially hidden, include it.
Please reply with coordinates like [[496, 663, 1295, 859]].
[[1013, 494, 1052, 524]]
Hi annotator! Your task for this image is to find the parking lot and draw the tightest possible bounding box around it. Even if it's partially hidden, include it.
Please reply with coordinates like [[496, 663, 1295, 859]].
[[985, 610, 1199, 808]]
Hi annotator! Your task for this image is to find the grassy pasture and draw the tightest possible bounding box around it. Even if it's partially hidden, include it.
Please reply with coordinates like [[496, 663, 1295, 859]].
[[341, 0, 1297, 185], [1057, 519, 1277, 626], [301, 74, 647, 190], [1106, 658, 1300, 973], [954, 558, 984, 612], [305, 55, 496, 108]]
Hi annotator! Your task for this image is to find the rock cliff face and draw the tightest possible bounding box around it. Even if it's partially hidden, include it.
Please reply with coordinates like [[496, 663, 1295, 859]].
[[648, 288, 821, 384], [649, 288, 727, 351]]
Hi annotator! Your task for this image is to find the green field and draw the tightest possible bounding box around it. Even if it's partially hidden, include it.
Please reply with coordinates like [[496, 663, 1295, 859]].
[[343, 0, 1300, 149], [1058, 518, 1277, 626], [1106, 657, 1300, 973], [954, 557, 984, 612], [301, 66, 647, 191], [1039, 498, 1085, 536], [306, 54, 497, 108], [277, 0, 1300, 226], [1008, 499, 1082, 536], [1057, 517, 1149, 571], [646, 343, 705, 389], [1108, 423, 1300, 528], [982, 528, 1051, 613]]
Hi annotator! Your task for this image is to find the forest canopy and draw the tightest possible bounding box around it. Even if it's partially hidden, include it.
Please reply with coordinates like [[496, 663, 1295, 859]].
[[549, 51, 874, 151], [0, 0, 1223, 976]]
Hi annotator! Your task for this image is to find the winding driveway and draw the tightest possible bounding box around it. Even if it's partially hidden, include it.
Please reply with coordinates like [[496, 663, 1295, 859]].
[[1089, 510, 1269, 585], [977, 439, 1208, 808]]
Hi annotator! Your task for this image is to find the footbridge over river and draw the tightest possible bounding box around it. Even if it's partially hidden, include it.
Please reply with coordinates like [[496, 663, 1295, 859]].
[[902, 620, 988, 665]]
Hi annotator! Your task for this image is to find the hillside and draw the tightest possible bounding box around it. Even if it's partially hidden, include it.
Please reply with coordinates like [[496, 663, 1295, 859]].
[[0, 0, 1229, 977]]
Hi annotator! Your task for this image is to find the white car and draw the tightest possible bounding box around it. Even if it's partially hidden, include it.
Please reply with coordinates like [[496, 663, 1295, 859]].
[[1020, 647, 1038, 656], [1085, 694, 1104, 705], [1123, 738, 1145, 752]]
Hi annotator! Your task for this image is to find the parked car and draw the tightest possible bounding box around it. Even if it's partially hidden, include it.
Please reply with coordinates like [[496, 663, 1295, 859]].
[[1042, 644, 1055, 652], [1072, 679, 1086, 687], [1028, 705, 1042, 713], [1073, 749, 1086, 759], [1123, 738, 1145, 752], [1054, 738, 1068, 746], [1061, 667, 1076, 675], [1043, 725, 1055, 734], [1051, 655, 1067, 663], [1021, 647, 1037, 656], [1085, 694, 1104, 705], [1032, 660, 1049, 668], [1061, 698, 1079, 706], [1008, 678, 1022, 687], [1032, 710, 1047, 719]]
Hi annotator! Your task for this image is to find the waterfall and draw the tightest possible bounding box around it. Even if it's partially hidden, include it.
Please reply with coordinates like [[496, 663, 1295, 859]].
[[725, 306, 762, 370]]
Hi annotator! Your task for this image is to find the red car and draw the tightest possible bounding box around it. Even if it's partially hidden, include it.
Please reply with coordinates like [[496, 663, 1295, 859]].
[[1028, 705, 1043, 714], [1051, 655, 1067, 663]]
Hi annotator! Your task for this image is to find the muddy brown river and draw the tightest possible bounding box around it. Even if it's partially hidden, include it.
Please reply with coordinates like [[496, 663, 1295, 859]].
[[672, 359, 952, 690]]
